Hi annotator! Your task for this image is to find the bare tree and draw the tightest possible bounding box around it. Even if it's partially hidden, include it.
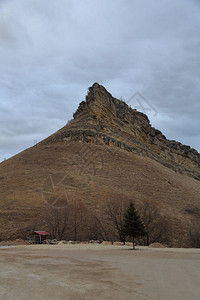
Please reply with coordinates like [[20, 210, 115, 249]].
[[188, 220, 200, 248], [85, 195, 130, 243], [45, 206, 70, 240], [102, 197, 129, 243], [137, 200, 171, 246], [69, 201, 86, 241], [91, 213, 110, 241]]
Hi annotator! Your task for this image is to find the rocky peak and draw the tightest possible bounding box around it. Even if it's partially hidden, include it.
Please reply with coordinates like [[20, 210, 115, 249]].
[[73, 83, 149, 128], [73, 82, 115, 121], [46, 83, 200, 180]]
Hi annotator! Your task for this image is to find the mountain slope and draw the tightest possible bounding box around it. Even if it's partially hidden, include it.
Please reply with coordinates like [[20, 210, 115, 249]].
[[0, 83, 200, 241]]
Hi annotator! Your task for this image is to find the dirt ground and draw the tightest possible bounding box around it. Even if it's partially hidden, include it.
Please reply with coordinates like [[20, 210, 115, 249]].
[[0, 244, 200, 300]]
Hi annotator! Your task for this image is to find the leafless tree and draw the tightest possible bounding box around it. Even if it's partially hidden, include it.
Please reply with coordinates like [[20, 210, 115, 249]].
[[45, 206, 70, 240], [69, 201, 86, 241], [137, 200, 171, 246], [102, 196, 129, 243], [91, 213, 110, 241], [188, 220, 200, 248]]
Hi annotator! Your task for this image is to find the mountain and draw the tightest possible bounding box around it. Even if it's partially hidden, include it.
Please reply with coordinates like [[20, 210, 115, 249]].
[[0, 83, 200, 242]]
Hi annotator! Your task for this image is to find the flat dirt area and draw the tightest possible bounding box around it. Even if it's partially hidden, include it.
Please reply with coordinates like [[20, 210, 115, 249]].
[[0, 244, 200, 300]]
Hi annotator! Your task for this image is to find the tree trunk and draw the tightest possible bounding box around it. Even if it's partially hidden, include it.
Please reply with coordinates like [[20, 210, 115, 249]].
[[132, 236, 135, 250], [146, 234, 149, 246], [120, 235, 126, 245]]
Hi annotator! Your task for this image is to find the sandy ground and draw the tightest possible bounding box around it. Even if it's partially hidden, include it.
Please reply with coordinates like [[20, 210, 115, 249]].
[[0, 244, 200, 300]]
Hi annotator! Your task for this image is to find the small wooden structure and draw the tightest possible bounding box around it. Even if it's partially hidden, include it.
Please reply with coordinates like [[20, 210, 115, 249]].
[[30, 231, 49, 244]]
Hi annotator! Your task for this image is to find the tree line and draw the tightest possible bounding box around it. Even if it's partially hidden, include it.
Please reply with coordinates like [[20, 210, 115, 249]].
[[42, 197, 173, 248], [16, 196, 200, 248]]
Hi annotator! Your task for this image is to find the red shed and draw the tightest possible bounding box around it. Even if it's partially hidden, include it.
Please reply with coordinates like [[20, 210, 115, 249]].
[[30, 231, 50, 244]]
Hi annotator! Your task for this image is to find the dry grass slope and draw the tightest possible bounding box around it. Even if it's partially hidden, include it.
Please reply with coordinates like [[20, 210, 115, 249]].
[[0, 83, 200, 241]]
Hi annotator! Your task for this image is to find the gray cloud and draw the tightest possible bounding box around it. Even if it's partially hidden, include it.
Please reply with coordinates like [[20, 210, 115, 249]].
[[0, 0, 200, 161]]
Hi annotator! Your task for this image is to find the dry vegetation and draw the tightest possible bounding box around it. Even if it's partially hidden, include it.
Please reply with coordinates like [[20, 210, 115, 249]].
[[0, 83, 199, 246], [9, 197, 199, 248]]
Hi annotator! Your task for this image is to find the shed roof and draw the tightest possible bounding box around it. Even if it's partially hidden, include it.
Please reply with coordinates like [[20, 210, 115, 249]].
[[33, 231, 49, 236]]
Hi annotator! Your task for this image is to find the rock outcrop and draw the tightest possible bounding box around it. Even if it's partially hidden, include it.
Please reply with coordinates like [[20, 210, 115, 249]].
[[44, 83, 200, 181]]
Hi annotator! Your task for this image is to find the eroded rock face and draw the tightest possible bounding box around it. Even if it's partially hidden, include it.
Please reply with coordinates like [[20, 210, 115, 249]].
[[45, 83, 200, 180]]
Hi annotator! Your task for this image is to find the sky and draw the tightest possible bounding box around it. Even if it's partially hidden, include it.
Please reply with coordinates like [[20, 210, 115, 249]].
[[0, 0, 200, 162]]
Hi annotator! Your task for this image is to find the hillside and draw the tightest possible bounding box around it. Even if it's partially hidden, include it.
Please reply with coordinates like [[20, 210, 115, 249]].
[[0, 83, 200, 242]]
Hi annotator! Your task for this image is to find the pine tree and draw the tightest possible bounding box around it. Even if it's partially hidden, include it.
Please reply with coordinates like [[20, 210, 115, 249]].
[[121, 202, 146, 249]]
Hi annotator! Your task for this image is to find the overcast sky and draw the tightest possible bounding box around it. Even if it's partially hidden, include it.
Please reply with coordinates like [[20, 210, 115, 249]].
[[0, 0, 200, 162]]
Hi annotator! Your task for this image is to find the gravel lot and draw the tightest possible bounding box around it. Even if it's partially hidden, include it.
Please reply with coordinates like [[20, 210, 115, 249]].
[[0, 244, 200, 300]]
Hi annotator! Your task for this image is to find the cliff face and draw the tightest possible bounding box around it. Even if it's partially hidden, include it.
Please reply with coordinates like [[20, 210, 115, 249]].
[[45, 83, 200, 181], [0, 83, 200, 241]]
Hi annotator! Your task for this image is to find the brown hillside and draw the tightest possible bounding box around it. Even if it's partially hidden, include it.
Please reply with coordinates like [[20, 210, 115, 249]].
[[0, 83, 200, 241]]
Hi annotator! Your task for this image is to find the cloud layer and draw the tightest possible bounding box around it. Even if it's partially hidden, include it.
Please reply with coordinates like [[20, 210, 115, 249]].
[[0, 0, 200, 161]]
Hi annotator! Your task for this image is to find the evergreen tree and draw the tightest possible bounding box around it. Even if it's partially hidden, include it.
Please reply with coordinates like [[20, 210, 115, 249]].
[[121, 202, 146, 249]]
